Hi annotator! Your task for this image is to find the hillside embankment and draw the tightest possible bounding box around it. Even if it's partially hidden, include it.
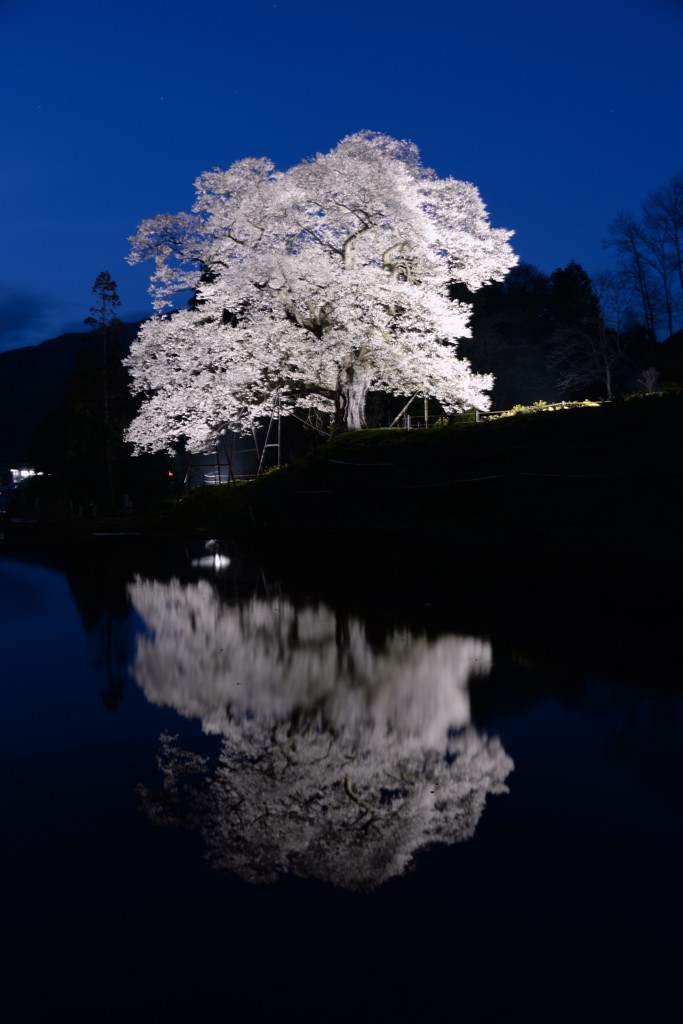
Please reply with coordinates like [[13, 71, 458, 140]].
[[7, 393, 680, 575], [168, 394, 682, 567], [147, 394, 683, 680]]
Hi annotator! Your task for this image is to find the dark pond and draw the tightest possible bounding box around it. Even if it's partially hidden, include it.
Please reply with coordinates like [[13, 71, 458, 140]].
[[1, 539, 680, 1022]]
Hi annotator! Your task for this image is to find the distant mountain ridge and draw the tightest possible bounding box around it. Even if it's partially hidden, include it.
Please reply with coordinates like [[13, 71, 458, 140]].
[[0, 322, 142, 465]]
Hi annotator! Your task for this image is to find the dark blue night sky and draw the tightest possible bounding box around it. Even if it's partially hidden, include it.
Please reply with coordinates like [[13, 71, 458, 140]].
[[1, 0, 681, 351]]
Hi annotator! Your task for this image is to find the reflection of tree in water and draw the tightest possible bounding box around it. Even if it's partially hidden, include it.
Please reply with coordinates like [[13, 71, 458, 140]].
[[55, 540, 229, 711], [130, 578, 513, 891], [64, 552, 136, 711]]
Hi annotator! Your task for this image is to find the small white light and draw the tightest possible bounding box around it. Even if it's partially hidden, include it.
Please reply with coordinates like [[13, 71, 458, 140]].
[[190, 554, 231, 572]]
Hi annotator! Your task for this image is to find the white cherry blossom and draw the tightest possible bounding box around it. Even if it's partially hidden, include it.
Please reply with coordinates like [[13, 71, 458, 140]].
[[126, 132, 517, 449]]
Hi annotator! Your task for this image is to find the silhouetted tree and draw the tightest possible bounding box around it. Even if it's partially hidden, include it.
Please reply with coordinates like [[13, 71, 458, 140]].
[[462, 260, 654, 404], [82, 272, 122, 501], [605, 175, 683, 340], [547, 261, 600, 329], [459, 263, 557, 408], [548, 263, 635, 399], [640, 174, 683, 336], [606, 212, 660, 338]]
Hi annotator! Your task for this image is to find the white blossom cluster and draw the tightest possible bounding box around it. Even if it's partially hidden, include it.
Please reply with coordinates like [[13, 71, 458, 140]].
[[126, 132, 517, 449], [130, 578, 513, 890]]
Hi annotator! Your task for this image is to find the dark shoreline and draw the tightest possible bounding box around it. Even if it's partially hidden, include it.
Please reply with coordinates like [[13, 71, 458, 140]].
[[1, 522, 679, 695], [2, 393, 681, 688]]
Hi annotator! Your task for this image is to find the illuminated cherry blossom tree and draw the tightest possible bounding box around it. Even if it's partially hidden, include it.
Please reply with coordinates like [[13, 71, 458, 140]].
[[126, 132, 517, 450], [131, 578, 513, 890]]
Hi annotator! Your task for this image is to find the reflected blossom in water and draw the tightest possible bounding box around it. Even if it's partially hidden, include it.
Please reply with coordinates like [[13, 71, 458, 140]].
[[130, 577, 513, 890]]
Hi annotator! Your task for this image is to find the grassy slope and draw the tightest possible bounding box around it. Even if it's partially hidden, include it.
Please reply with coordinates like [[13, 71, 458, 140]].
[[170, 393, 683, 569]]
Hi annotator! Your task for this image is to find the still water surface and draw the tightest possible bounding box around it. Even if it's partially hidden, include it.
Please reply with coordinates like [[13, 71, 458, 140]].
[[1, 541, 681, 1020]]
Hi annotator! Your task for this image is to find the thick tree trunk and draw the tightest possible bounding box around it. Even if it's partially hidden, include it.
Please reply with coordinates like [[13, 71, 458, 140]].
[[344, 376, 369, 430], [336, 353, 371, 431], [341, 367, 370, 430]]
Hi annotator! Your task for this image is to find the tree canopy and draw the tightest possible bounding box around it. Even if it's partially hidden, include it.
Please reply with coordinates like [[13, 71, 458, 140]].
[[125, 131, 517, 451]]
